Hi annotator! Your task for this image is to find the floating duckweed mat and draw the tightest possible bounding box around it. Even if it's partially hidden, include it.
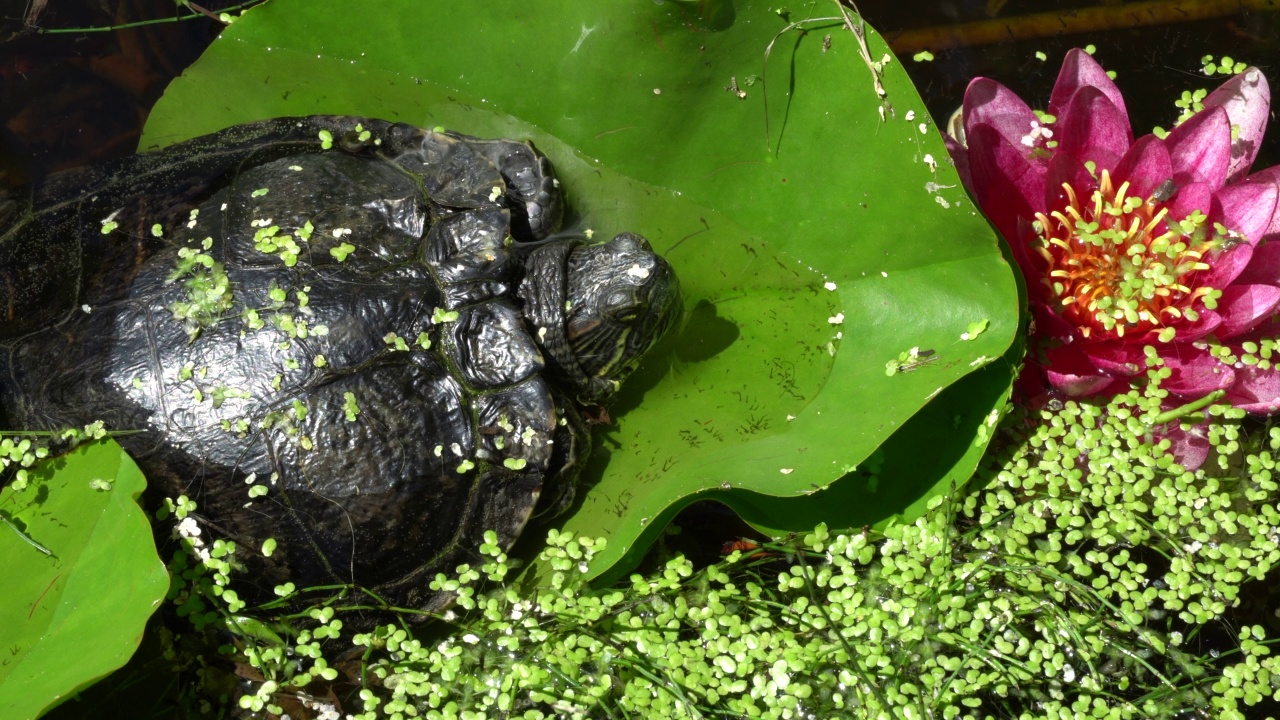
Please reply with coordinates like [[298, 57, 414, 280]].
[[144, 365, 1280, 719]]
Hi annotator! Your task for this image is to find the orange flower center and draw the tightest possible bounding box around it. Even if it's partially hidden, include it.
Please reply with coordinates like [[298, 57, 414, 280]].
[[1034, 169, 1231, 341]]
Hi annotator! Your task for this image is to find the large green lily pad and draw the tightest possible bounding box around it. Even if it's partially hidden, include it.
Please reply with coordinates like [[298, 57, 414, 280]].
[[142, 0, 1018, 577], [0, 440, 167, 720]]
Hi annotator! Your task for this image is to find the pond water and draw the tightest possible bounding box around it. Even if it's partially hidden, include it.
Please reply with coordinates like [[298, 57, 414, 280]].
[[863, 0, 1280, 169], [0, 0, 248, 185], [6, 2, 1280, 183]]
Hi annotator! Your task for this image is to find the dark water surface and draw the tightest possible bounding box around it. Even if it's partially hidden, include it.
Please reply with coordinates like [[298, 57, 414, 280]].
[[0, 0, 242, 186], [867, 0, 1280, 169], [5, 1, 1280, 182]]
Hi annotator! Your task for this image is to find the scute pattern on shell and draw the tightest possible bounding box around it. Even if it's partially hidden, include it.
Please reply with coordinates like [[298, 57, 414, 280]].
[[0, 117, 586, 611]]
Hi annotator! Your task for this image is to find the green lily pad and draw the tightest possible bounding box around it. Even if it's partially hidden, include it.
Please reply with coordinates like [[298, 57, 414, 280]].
[[141, 0, 1018, 578], [0, 440, 167, 720]]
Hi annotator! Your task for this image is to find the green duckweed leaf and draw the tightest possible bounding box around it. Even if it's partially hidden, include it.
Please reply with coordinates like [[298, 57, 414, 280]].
[[141, 0, 1018, 579], [0, 440, 167, 720]]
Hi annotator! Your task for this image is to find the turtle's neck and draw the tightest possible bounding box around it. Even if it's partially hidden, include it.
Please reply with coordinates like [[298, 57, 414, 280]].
[[516, 240, 594, 399]]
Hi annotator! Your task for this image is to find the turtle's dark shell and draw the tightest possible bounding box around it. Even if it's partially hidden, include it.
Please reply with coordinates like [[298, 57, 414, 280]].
[[0, 116, 680, 610]]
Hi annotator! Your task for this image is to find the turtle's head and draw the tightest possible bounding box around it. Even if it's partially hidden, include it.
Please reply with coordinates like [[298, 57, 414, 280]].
[[564, 233, 681, 401], [519, 232, 680, 404]]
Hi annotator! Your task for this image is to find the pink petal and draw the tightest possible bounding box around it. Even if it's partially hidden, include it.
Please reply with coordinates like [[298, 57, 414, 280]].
[[1234, 240, 1280, 285], [1235, 316, 1280, 346], [1173, 308, 1222, 342], [1165, 182, 1213, 224], [1241, 167, 1280, 239], [1163, 106, 1233, 190], [1160, 349, 1234, 396], [1031, 301, 1079, 341], [1211, 181, 1278, 245], [963, 78, 1043, 159], [1113, 135, 1173, 199], [1082, 341, 1145, 376], [1202, 67, 1271, 182], [1245, 166, 1280, 186], [1214, 284, 1280, 338], [1223, 363, 1280, 413], [966, 124, 1048, 249], [1043, 151, 1097, 212], [1044, 344, 1121, 396], [1196, 241, 1253, 289], [1048, 49, 1128, 122], [1055, 86, 1133, 172], [1154, 420, 1210, 471]]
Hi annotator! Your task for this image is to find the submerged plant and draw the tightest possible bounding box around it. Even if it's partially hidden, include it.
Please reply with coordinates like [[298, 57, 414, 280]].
[[948, 48, 1280, 467]]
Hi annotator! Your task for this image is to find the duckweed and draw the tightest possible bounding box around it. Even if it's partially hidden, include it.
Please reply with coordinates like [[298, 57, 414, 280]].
[[159, 377, 1280, 718]]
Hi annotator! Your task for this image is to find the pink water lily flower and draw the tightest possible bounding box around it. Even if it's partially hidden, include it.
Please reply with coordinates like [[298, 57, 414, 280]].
[[948, 50, 1280, 458]]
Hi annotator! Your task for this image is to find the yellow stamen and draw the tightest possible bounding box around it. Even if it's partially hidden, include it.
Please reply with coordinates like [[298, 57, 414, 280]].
[[1062, 183, 1079, 208], [1114, 180, 1130, 209], [1033, 164, 1233, 343], [1141, 207, 1169, 237], [1126, 216, 1142, 240]]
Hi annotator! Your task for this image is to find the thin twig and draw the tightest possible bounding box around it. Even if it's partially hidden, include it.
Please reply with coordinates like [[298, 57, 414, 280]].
[[183, 1, 225, 23], [34, 0, 264, 34]]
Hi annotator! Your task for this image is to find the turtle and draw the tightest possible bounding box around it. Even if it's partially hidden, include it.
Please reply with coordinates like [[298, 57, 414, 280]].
[[0, 115, 681, 611]]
